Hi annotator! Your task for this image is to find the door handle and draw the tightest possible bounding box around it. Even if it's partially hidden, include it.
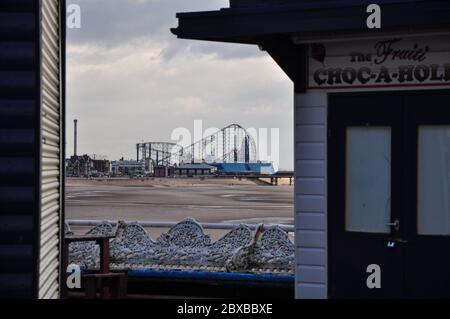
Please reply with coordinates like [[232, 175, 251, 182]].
[[393, 238, 408, 244], [386, 219, 400, 231]]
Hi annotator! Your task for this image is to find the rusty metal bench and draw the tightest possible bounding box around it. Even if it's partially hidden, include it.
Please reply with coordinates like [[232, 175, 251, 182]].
[[63, 235, 128, 299]]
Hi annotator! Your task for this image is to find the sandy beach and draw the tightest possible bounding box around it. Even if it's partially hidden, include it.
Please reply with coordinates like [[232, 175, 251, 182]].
[[65, 177, 294, 240]]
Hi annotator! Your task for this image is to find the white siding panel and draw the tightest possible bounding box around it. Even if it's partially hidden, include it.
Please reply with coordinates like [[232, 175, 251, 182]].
[[296, 283, 328, 299], [295, 125, 326, 142], [295, 92, 327, 107], [295, 92, 328, 299], [296, 178, 325, 195], [297, 265, 326, 284], [39, 0, 61, 300], [296, 230, 326, 248], [296, 160, 325, 177], [296, 195, 325, 212], [295, 142, 325, 160], [295, 108, 326, 125], [296, 213, 325, 231], [297, 248, 326, 266]]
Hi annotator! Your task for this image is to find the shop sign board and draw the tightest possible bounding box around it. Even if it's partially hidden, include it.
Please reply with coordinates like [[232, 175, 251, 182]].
[[308, 36, 450, 90]]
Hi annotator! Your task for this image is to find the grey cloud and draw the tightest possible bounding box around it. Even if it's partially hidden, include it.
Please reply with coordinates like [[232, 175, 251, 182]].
[[161, 39, 264, 61], [67, 0, 227, 46], [66, 0, 294, 170], [68, 0, 259, 61]]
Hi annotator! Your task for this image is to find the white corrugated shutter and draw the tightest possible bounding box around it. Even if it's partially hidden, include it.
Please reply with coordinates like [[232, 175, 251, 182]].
[[39, 0, 62, 299]]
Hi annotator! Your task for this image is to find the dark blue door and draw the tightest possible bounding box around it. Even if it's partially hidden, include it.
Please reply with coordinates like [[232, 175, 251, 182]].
[[328, 91, 450, 298]]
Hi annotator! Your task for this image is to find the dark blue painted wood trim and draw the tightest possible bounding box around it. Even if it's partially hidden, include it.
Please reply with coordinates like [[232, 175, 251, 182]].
[[172, 1, 450, 43], [32, 0, 43, 299], [129, 269, 294, 287], [229, 0, 427, 11]]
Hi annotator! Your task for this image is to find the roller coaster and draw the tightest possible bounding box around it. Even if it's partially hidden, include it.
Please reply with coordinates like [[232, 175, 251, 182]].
[[136, 124, 257, 172]]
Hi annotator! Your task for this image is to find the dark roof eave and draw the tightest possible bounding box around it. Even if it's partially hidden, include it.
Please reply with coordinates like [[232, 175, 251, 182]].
[[169, 29, 260, 45], [172, 1, 450, 44]]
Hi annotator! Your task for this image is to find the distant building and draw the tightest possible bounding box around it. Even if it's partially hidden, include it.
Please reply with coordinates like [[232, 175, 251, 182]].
[[211, 162, 275, 175], [92, 159, 111, 175], [173, 163, 217, 177], [65, 155, 110, 177], [153, 165, 170, 177], [111, 160, 145, 176], [65, 155, 92, 177]]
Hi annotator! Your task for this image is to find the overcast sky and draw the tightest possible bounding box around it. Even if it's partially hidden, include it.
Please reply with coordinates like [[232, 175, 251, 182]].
[[66, 0, 294, 170]]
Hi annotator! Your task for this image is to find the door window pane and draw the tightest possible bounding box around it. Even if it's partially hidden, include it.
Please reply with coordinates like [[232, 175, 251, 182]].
[[418, 126, 450, 235], [346, 127, 391, 233]]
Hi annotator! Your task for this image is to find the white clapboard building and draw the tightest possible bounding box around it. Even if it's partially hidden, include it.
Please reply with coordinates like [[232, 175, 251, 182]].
[[173, 0, 450, 298]]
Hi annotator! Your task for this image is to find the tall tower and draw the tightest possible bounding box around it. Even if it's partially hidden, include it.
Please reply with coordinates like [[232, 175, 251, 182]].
[[74, 119, 78, 156]]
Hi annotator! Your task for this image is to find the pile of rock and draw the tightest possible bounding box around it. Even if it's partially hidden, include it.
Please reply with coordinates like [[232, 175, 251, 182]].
[[67, 218, 295, 274]]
